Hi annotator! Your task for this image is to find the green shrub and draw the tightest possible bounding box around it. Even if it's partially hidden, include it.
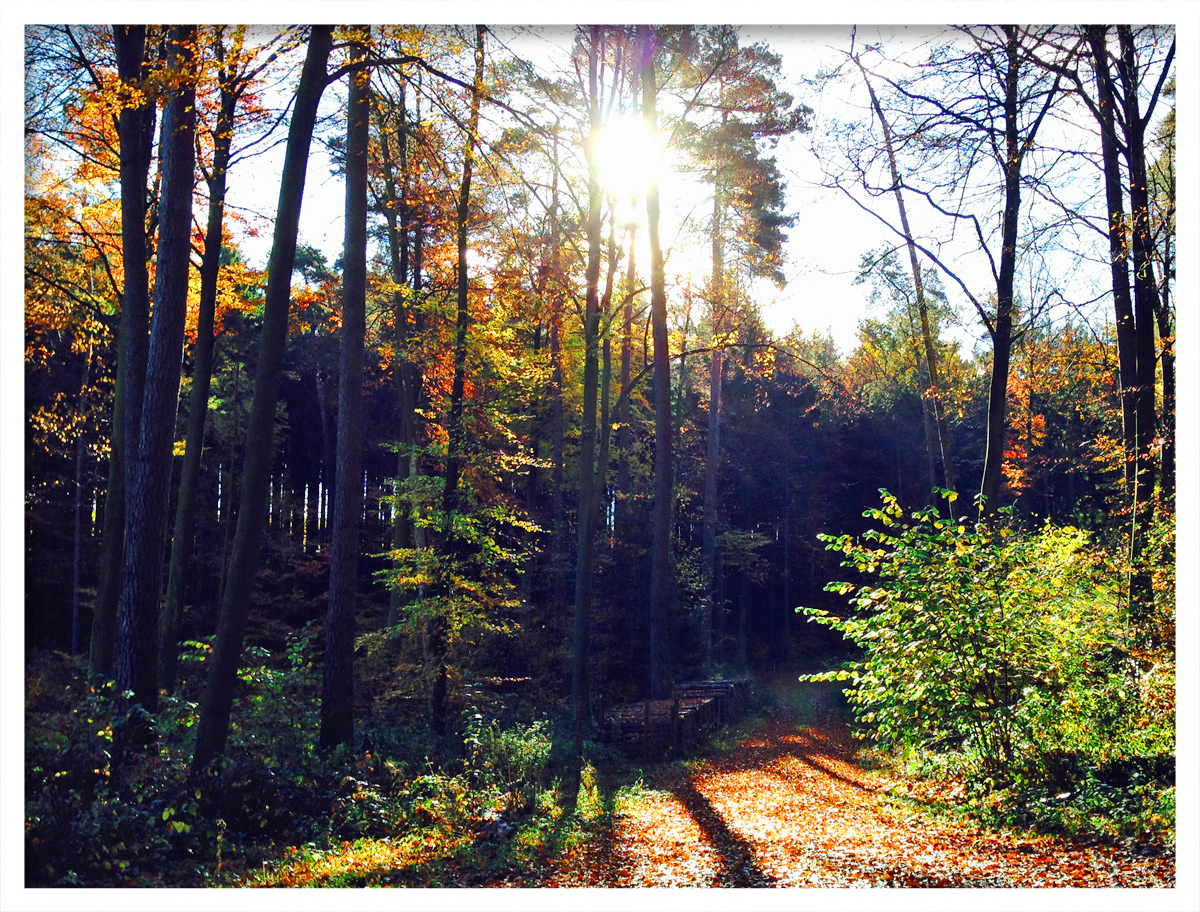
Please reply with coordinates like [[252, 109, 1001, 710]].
[[800, 490, 1173, 801]]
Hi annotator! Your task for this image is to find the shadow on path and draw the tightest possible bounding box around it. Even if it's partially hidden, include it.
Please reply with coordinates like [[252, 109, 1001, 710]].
[[790, 751, 875, 792], [668, 777, 775, 887]]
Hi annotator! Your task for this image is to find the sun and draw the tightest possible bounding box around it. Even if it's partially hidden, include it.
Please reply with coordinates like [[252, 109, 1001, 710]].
[[592, 111, 662, 214]]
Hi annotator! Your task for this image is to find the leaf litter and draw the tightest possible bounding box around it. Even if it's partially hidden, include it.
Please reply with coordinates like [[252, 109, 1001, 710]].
[[533, 709, 1174, 889]]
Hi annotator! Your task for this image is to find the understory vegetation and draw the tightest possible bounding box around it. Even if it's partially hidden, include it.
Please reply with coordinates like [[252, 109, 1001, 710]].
[[26, 642, 785, 888], [26, 643, 571, 887]]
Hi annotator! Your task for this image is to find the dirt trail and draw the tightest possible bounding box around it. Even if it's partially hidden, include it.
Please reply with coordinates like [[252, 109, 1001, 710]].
[[534, 684, 1175, 889]]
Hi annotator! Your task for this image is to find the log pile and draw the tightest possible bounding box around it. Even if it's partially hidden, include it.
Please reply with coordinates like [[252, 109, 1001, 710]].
[[602, 679, 750, 759]]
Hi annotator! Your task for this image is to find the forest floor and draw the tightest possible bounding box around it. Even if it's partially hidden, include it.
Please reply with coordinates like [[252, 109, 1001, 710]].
[[525, 703, 1174, 888], [242, 674, 1175, 890]]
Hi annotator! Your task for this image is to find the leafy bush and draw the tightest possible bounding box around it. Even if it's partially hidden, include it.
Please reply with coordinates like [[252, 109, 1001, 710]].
[[25, 657, 219, 886], [800, 490, 1174, 810]]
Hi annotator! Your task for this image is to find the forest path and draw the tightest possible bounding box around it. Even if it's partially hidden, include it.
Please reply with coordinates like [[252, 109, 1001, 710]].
[[531, 678, 1175, 889]]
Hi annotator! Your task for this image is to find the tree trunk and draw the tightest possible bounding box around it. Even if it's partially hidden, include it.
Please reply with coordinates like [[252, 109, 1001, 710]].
[[1116, 25, 1165, 621], [160, 57, 239, 692], [977, 32, 1022, 516], [616, 222, 636, 523], [115, 26, 197, 712], [314, 354, 333, 549], [191, 26, 334, 773], [72, 346, 94, 654], [640, 25, 673, 700], [430, 24, 485, 736], [857, 58, 958, 518], [1085, 26, 1140, 503], [568, 28, 605, 801], [701, 153, 725, 676], [321, 30, 370, 752], [1155, 285, 1174, 503], [379, 79, 415, 627], [547, 128, 569, 612], [91, 25, 155, 677]]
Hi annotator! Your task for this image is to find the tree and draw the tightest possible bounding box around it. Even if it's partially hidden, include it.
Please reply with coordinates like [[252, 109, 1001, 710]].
[[829, 28, 1067, 516], [373, 68, 421, 626], [159, 26, 294, 692], [90, 25, 156, 676], [24, 28, 130, 654], [566, 24, 607, 801], [1112, 25, 1173, 619], [639, 25, 673, 700], [852, 54, 959, 519], [318, 27, 371, 752], [428, 23, 486, 735], [677, 26, 808, 672], [1050, 25, 1174, 616], [114, 25, 197, 711], [192, 25, 334, 773], [1148, 77, 1174, 503]]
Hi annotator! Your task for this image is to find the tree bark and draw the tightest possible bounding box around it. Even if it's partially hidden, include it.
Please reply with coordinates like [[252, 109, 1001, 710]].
[[429, 24, 485, 736], [72, 346, 94, 654], [321, 29, 371, 751], [1085, 26, 1139, 503], [191, 26, 334, 773], [115, 25, 197, 712], [568, 27, 605, 800], [701, 139, 725, 676], [1116, 25, 1170, 620], [616, 222, 636, 523], [547, 128, 569, 612], [978, 30, 1023, 516], [640, 25, 673, 700], [160, 39, 240, 692], [91, 25, 155, 677], [378, 79, 417, 627]]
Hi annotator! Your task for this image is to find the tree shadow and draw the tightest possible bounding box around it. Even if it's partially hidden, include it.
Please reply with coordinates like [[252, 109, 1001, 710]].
[[668, 777, 776, 887], [789, 751, 875, 792]]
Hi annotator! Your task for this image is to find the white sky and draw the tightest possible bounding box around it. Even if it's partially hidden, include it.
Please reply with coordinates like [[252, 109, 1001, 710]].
[[3, 4, 1198, 912]]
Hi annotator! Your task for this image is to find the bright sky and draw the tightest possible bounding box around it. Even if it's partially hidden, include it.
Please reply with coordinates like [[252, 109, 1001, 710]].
[[226, 23, 899, 353], [223, 21, 1085, 356]]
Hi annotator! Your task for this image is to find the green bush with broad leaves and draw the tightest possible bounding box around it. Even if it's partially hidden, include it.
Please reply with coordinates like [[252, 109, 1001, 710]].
[[799, 490, 1173, 804]]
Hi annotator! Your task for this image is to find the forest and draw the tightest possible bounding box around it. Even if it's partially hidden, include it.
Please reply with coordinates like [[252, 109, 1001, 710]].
[[21, 23, 1178, 893]]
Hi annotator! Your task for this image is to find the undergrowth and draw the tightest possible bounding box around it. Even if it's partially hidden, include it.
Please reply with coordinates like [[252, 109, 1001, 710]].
[[801, 491, 1176, 852], [24, 637, 652, 888]]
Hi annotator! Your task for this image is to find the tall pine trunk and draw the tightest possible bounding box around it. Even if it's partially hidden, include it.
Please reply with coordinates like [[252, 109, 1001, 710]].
[[72, 347, 94, 654], [91, 25, 155, 676], [115, 26, 197, 712], [160, 47, 240, 692], [191, 26, 334, 773], [640, 25, 673, 700], [321, 30, 371, 751], [701, 148, 725, 676], [616, 222, 636, 523]]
